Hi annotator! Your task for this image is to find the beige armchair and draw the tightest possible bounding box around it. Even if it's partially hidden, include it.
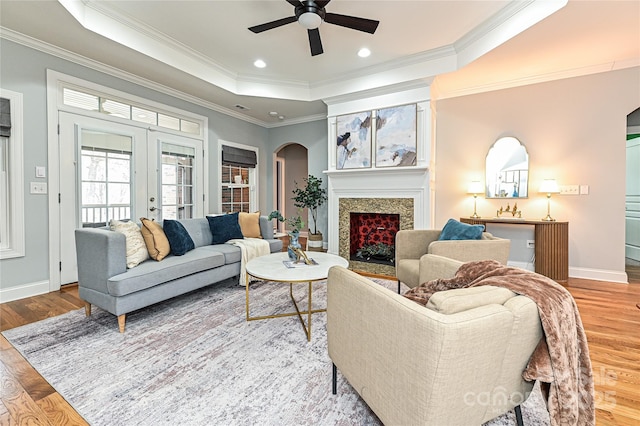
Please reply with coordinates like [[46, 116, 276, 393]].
[[327, 258, 543, 426], [395, 229, 510, 292]]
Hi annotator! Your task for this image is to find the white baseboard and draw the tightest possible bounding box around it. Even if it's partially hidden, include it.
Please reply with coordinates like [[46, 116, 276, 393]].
[[569, 267, 629, 284], [507, 262, 629, 284], [0, 280, 50, 303]]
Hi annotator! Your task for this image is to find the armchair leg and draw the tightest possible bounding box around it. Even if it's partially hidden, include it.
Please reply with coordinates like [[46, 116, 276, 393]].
[[332, 363, 337, 395], [514, 405, 524, 426]]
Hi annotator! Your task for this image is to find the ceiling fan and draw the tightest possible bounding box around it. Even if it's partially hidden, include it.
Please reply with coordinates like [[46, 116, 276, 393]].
[[248, 0, 379, 56]]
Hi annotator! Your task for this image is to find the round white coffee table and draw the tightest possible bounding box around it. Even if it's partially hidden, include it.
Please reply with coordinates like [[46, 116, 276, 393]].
[[245, 251, 349, 341]]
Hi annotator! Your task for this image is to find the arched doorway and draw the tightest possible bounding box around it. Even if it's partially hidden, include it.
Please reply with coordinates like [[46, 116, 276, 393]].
[[274, 143, 308, 235]]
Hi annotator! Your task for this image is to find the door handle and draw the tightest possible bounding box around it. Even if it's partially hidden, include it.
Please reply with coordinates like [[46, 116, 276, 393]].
[[149, 206, 161, 212]]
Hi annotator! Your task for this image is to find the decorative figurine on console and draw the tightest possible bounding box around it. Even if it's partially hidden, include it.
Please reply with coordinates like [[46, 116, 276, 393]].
[[497, 202, 522, 218]]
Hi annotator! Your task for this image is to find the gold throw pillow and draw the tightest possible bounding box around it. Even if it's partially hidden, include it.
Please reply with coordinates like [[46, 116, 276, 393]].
[[238, 211, 262, 239], [140, 218, 170, 261]]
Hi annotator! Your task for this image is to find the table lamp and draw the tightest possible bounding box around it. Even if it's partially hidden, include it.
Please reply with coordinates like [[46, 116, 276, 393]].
[[539, 179, 560, 221], [467, 181, 484, 219]]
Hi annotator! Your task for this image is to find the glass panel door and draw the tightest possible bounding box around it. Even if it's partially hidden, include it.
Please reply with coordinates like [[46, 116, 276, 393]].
[[148, 132, 204, 221]]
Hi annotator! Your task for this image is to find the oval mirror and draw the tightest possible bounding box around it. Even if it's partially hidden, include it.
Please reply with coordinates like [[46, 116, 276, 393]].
[[485, 137, 529, 198]]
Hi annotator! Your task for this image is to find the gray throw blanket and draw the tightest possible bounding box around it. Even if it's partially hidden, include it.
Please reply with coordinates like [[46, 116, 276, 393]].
[[404, 260, 595, 426]]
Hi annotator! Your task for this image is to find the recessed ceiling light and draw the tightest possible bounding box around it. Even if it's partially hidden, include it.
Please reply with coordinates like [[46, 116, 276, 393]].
[[358, 48, 371, 58], [269, 111, 278, 116], [254, 59, 266, 68]]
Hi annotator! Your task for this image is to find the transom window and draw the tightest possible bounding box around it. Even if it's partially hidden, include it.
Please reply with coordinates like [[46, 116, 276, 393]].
[[63, 87, 201, 136]]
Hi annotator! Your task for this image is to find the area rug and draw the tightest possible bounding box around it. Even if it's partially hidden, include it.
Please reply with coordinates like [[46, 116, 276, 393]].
[[2, 277, 549, 425]]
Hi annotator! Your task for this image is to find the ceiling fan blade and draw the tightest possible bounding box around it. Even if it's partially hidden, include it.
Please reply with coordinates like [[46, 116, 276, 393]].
[[324, 13, 379, 34], [286, 0, 301, 6], [308, 28, 323, 56], [248, 16, 297, 33], [315, 0, 332, 7]]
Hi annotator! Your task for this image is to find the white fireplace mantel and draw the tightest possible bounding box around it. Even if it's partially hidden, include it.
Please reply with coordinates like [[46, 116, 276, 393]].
[[325, 167, 430, 254]]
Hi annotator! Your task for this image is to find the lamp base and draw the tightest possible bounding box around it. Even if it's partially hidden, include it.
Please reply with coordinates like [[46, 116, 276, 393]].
[[541, 215, 556, 222], [470, 213, 481, 219]]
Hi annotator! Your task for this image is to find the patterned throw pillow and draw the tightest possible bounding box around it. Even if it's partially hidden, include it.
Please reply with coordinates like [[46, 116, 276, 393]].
[[140, 218, 171, 261], [163, 219, 195, 256], [207, 212, 244, 244], [109, 219, 149, 268], [238, 211, 262, 238]]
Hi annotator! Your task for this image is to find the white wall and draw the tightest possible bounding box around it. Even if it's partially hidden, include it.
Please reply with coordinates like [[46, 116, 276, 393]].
[[434, 67, 640, 282]]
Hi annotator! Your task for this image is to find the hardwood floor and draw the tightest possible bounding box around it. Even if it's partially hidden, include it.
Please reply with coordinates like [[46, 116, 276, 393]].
[[1, 276, 639, 425]]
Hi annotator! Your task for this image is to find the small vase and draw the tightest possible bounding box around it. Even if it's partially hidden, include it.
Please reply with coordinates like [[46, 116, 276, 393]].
[[287, 231, 302, 260]]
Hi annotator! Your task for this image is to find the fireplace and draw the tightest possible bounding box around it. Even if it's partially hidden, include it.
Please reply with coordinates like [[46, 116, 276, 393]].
[[337, 197, 415, 275], [349, 212, 399, 266], [325, 163, 431, 276]]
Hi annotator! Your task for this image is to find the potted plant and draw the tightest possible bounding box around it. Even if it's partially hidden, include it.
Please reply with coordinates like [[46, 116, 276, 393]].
[[268, 210, 304, 260], [292, 175, 328, 251]]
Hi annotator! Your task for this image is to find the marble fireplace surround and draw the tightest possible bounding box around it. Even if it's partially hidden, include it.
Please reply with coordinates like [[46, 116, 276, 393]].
[[326, 167, 430, 275]]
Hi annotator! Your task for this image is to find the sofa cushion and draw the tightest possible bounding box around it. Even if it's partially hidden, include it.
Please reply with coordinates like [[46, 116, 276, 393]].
[[199, 244, 242, 264], [163, 219, 195, 256], [239, 211, 262, 238], [207, 213, 244, 244], [140, 218, 171, 261], [438, 218, 484, 241], [109, 219, 149, 268], [177, 218, 212, 247], [107, 248, 225, 296]]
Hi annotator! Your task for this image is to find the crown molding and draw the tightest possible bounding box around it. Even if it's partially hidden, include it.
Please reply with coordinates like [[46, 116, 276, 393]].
[[432, 59, 640, 101], [54, 0, 568, 102], [1, 27, 325, 128]]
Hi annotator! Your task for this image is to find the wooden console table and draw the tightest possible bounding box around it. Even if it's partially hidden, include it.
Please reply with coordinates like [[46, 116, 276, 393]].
[[460, 218, 569, 283]]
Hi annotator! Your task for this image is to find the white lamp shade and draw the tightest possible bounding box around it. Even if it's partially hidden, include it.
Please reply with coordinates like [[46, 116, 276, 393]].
[[467, 181, 484, 194], [539, 179, 560, 194], [298, 12, 322, 29]]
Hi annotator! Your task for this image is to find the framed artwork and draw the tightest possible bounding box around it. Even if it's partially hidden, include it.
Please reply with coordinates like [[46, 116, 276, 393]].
[[336, 110, 372, 169], [375, 103, 417, 167]]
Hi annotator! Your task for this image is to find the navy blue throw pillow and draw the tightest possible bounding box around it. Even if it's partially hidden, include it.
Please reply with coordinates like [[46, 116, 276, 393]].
[[438, 218, 485, 240], [207, 213, 244, 245], [163, 219, 195, 256]]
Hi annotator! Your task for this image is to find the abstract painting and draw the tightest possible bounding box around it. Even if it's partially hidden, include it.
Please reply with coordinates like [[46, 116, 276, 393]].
[[336, 110, 372, 169], [375, 103, 417, 167]]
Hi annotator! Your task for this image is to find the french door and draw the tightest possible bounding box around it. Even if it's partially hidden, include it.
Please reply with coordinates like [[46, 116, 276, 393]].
[[58, 112, 203, 285]]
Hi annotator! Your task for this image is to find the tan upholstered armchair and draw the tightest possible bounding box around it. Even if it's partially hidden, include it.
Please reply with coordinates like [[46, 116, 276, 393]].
[[327, 258, 543, 426], [395, 228, 510, 292]]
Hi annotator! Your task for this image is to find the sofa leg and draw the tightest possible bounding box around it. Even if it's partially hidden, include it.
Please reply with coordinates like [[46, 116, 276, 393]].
[[332, 363, 337, 395], [84, 302, 91, 317], [397, 280, 401, 294], [514, 404, 524, 426], [117, 314, 126, 333]]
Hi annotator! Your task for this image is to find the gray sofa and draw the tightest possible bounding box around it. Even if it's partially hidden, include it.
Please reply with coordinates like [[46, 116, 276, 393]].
[[75, 216, 282, 332]]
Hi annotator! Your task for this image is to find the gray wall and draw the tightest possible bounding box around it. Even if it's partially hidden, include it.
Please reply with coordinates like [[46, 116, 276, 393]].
[[268, 120, 329, 237], [434, 67, 640, 280], [0, 39, 271, 292]]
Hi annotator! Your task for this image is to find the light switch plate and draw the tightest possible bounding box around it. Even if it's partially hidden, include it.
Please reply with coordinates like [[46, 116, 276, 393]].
[[35, 166, 46, 178]]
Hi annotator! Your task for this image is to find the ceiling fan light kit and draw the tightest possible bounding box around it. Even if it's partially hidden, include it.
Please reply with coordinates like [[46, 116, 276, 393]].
[[248, 0, 379, 56]]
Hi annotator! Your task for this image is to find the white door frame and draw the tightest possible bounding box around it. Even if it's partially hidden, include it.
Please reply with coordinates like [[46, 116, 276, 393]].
[[47, 70, 208, 290]]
